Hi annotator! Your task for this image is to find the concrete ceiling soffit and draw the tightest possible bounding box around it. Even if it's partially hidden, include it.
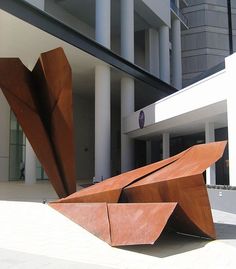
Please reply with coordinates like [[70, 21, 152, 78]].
[[134, 0, 171, 29]]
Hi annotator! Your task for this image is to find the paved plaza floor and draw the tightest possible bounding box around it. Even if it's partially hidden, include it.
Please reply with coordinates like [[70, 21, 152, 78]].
[[0, 181, 236, 268]]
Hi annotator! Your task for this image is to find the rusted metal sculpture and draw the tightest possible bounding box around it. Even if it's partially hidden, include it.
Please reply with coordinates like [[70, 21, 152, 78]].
[[51, 141, 227, 246], [0, 48, 227, 247], [0, 48, 76, 197]]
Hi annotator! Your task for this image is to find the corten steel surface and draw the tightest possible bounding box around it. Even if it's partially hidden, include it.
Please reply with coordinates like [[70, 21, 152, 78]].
[[107, 203, 177, 246], [53, 150, 188, 204], [51, 141, 227, 246], [32, 48, 76, 195], [50, 203, 111, 244], [0, 48, 76, 197], [123, 141, 228, 239], [50, 202, 177, 246], [124, 174, 215, 238]]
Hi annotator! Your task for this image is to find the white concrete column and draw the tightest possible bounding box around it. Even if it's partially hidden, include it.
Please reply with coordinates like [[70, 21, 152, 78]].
[[0, 92, 10, 181], [121, 77, 134, 172], [95, 0, 111, 181], [159, 25, 170, 84], [121, 0, 134, 62], [225, 54, 236, 186], [146, 140, 152, 164], [171, 0, 182, 90], [228, 100, 236, 186], [120, 0, 135, 172], [145, 28, 159, 77], [25, 139, 37, 184], [95, 64, 111, 181], [205, 122, 216, 185], [96, 0, 111, 48], [162, 133, 170, 159]]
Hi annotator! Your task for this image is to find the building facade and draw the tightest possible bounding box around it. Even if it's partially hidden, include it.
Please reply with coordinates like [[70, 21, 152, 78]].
[[182, 0, 236, 86], [0, 0, 233, 188]]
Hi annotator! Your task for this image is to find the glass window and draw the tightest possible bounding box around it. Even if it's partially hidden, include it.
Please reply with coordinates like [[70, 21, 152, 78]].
[[9, 111, 26, 180]]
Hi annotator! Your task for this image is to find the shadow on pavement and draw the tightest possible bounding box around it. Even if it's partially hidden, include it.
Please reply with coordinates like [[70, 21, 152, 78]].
[[215, 223, 236, 240], [120, 222, 236, 258], [118, 231, 209, 258]]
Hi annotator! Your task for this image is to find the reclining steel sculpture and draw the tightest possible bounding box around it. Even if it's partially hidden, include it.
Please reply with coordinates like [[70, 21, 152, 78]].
[[50, 141, 226, 246], [0, 48, 227, 246]]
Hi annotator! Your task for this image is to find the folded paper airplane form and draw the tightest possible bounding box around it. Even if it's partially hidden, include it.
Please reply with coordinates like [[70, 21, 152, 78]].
[[51, 141, 227, 246], [0, 48, 76, 197], [0, 48, 227, 246]]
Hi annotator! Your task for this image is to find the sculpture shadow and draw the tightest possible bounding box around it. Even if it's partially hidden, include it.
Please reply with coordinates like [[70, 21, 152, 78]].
[[215, 222, 236, 240], [119, 222, 236, 257], [117, 230, 209, 258]]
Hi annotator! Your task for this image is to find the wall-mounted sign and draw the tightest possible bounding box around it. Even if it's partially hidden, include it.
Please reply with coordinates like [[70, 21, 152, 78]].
[[139, 110, 145, 129]]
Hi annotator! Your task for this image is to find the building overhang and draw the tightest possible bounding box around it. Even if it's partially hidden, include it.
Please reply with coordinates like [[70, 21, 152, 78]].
[[135, 0, 171, 28], [125, 68, 229, 139], [0, 0, 177, 97]]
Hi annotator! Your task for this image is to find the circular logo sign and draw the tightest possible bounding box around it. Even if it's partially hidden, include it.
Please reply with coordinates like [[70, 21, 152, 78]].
[[139, 110, 145, 129]]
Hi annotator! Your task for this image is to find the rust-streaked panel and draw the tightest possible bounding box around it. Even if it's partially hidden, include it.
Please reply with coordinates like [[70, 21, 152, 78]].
[[0, 48, 76, 197], [123, 142, 227, 239], [53, 150, 187, 204], [50, 203, 111, 244], [108, 203, 177, 246], [51, 142, 226, 244], [0, 58, 66, 198], [124, 174, 216, 239], [49, 202, 177, 246], [127, 141, 227, 188], [32, 48, 76, 195]]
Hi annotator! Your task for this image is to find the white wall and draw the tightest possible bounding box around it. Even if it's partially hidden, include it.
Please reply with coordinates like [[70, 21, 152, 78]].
[[73, 94, 94, 181], [73, 93, 121, 181], [44, 0, 94, 39], [0, 92, 10, 181], [0, 9, 70, 67], [225, 53, 236, 187]]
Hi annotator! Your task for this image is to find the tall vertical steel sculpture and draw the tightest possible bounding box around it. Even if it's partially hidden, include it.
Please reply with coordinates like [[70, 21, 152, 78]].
[[0, 48, 227, 246], [0, 48, 76, 197]]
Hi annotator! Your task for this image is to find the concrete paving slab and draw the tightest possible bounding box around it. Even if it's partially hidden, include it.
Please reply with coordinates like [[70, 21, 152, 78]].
[[0, 181, 83, 202], [0, 200, 235, 268], [0, 248, 114, 269]]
